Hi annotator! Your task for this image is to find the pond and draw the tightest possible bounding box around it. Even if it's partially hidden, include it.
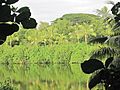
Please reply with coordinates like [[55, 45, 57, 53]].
[[0, 63, 89, 90]]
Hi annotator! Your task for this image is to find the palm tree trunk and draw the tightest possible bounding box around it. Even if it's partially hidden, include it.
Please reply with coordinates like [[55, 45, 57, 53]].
[[85, 34, 88, 43]]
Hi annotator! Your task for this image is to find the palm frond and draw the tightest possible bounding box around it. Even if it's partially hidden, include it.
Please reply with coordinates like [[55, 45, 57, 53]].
[[89, 37, 108, 44], [107, 35, 120, 47], [106, 0, 115, 5], [113, 23, 120, 31], [90, 47, 119, 59]]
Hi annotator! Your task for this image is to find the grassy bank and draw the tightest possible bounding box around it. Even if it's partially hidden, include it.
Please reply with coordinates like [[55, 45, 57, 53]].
[[0, 43, 100, 64]]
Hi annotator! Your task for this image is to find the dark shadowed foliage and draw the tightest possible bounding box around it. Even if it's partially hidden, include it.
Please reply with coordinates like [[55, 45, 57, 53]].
[[81, 2, 120, 90], [81, 57, 120, 90], [90, 47, 118, 59], [81, 59, 104, 74], [89, 37, 108, 44], [0, 0, 37, 45]]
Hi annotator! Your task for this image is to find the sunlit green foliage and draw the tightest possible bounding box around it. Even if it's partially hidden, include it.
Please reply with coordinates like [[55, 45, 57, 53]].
[[0, 12, 114, 90], [81, 2, 120, 90], [58, 13, 98, 24], [0, 43, 100, 64], [0, 0, 37, 45], [0, 64, 90, 90], [5, 13, 113, 46]]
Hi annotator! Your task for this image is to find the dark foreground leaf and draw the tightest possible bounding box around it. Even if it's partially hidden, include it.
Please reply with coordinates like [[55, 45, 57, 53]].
[[21, 18, 37, 29], [111, 2, 120, 15], [0, 35, 7, 45], [9, 24, 19, 35], [105, 57, 114, 68], [0, 23, 19, 36], [89, 37, 108, 44], [81, 59, 104, 74], [5, 0, 19, 4], [0, 5, 11, 22], [89, 69, 103, 89], [16, 11, 31, 23], [17, 7, 30, 13]]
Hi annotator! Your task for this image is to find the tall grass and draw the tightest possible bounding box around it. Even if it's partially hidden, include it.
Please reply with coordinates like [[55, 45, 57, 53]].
[[0, 43, 100, 64]]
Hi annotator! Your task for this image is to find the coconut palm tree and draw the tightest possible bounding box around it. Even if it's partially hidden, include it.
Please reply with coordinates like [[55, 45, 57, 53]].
[[72, 23, 96, 43], [96, 6, 113, 20], [81, 2, 120, 90], [90, 1, 120, 59]]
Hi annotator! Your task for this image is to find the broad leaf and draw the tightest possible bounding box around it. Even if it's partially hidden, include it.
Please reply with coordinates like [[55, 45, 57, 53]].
[[0, 23, 19, 36], [89, 69, 110, 89], [111, 6, 118, 15], [105, 57, 114, 68], [9, 14, 15, 22], [0, 35, 7, 45], [0, 5, 11, 22], [17, 7, 30, 13], [21, 18, 37, 29], [0, 16, 11, 22], [81, 59, 104, 74], [0, 23, 11, 36], [9, 24, 19, 35], [88, 69, 103, 89], [5, 0, 19, 4], [111, 2, 120, 15], [16, 11, 31, 23]]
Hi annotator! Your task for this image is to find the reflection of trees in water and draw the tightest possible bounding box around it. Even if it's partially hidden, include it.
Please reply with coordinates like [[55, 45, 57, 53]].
[[3, 64, 15, 73], [31, 63, 73, 79], [67, 81, 80, 90], [11, 79, 81, 90], [55, 64, 73, 75], [0, 64, 85, 90], [1, 62, 30, 72]]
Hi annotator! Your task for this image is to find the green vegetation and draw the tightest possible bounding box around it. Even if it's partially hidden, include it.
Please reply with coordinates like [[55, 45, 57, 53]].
[[0, 0, 37, 45], [81, 2, 120, 90], [0, 64, 89, 90], [0, 13, 111, 64], [5, 13, 113, 46], [0, 43, 100, 64], [57, 13, 99, 24], [0, 4, 115, 89]]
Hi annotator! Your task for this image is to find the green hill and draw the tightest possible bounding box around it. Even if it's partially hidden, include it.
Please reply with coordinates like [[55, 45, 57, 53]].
[[54, 13, 99, 24]]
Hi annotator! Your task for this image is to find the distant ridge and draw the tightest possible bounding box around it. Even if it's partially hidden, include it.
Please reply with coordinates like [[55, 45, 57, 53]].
[[54, 13, 99, 24]]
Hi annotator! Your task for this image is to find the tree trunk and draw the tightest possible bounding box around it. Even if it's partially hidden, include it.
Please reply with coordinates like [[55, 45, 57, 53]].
[[84, 34, 88, 43]]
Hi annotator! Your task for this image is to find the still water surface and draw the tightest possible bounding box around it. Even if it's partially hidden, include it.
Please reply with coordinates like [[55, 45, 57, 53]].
[[0, 63, 89, 90]]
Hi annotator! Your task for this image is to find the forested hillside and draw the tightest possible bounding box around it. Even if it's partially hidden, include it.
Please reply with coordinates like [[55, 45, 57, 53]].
[[0, 2, 117, 89], [0, 13, 113, 69], [5, 13, 112, 46], [55, 13, 99, 24]]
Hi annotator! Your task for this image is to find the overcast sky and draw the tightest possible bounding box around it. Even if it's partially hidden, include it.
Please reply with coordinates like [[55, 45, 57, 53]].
[[14, 0, 119, 22]]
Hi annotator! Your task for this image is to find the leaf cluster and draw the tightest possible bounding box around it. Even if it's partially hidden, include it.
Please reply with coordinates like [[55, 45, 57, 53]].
[[111, 2, 120, 31], [81, 2, 120, 90], [81, 57, 120, 90], [0, 0, 37, 45]]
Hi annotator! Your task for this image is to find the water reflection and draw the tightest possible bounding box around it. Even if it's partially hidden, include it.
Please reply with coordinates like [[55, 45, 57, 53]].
[[0, 63, 87, 90]]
